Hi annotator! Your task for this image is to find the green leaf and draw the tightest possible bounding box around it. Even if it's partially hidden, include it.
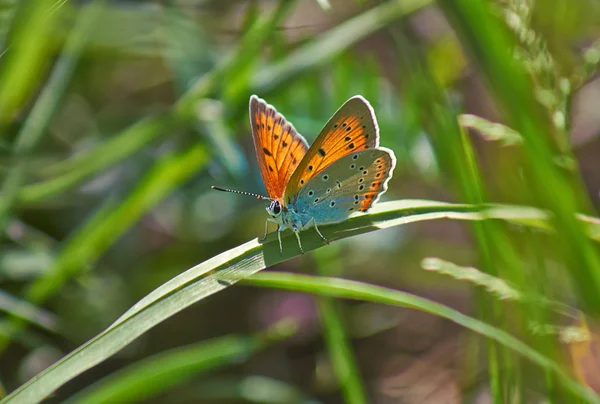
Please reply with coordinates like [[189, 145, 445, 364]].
[[2, 199, 599, 403]]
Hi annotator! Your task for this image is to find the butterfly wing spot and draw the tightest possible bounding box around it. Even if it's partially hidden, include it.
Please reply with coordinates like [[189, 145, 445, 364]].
[[326, 188, 331, 193], [282, 141, 288, 147], [330, 201, 336, 207], [344, 136, 351, 142], [358, 185, 365, 191], [362, 170, 368, 175], [308, 190, 314, 196], [300, 179, 304, 185], [268, 165, 274, 172], [308, 165, 313, 172], [350, 164, 356, 169], [318, 148, 326, 156], [348, 207, 354, 211], [314, 198, 319, 203], [322, 174, 329, 181], [336, 180, 342, 189], [263, 148, 273, 157], [354, 195, 359, 200], [345, 126, 352, 132], [359, 178, 364, 183], [352, 154, 358, 160], [348, 143, 355, 149]]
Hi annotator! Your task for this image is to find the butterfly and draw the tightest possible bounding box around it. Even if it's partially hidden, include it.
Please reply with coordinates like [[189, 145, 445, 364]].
[[213, 95, 396, 254]]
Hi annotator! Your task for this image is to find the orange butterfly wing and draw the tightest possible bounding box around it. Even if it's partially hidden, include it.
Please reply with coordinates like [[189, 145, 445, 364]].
[[250, 95, 309, 200], [284, 96, 379, 202]]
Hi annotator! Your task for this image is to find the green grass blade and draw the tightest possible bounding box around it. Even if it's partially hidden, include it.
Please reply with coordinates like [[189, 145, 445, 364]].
[[27, 145, 209, 303], [189, 376, 321, 403], [0, 0, 105, 229], [2, 199, 597, 403], [437, 0, 600, 313], [65, 321, 296, 404], [314, 248, 367, 404], [0, 0, 62, 130], [241, 272, 600, 404], [0, 144, 209, 353], [252, 0, 433, 93], [17, 111, 180, 204], [0, 290, 58, 333]]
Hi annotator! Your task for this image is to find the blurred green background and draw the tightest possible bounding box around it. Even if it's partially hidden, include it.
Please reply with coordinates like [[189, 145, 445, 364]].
[[2, 0, 600, 402]]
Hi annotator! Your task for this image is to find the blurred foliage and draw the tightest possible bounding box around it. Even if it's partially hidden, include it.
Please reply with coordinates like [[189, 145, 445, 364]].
[[1, 0, 600, 403]]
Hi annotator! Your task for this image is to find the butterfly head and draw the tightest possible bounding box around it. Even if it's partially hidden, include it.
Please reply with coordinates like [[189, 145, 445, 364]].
[[266, 199, 284, 220]]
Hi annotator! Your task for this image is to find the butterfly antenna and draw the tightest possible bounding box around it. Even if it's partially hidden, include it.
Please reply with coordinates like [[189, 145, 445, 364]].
[[211, 186, 271, 201]]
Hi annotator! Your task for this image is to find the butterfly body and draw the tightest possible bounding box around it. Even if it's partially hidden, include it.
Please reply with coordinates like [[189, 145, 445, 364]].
[[245, 95, 397, 254]]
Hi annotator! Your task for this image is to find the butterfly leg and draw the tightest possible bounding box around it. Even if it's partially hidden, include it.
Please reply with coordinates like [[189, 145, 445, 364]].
[[308, 218, 329, 245], [277, 226, 284, 254], [293, 229, 304, 254], [260, 218, 278, 242]]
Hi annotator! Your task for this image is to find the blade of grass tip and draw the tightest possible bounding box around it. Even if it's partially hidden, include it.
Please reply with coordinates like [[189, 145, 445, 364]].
[[0, 0, 106, 232], [64, 320, 297, 404], [240, 272, 600, 403], [0, 144, 209, 354], [251, 0, 433, 93], [438, 0, 600, 313], [314, 247, 367, 404], [0, 0, 62, 131], [1, 199, 597, 403], [0, 290, 59, 334]]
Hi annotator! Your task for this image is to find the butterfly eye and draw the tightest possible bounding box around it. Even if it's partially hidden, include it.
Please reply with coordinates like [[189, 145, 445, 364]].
[[273, 204, 281, 215]]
